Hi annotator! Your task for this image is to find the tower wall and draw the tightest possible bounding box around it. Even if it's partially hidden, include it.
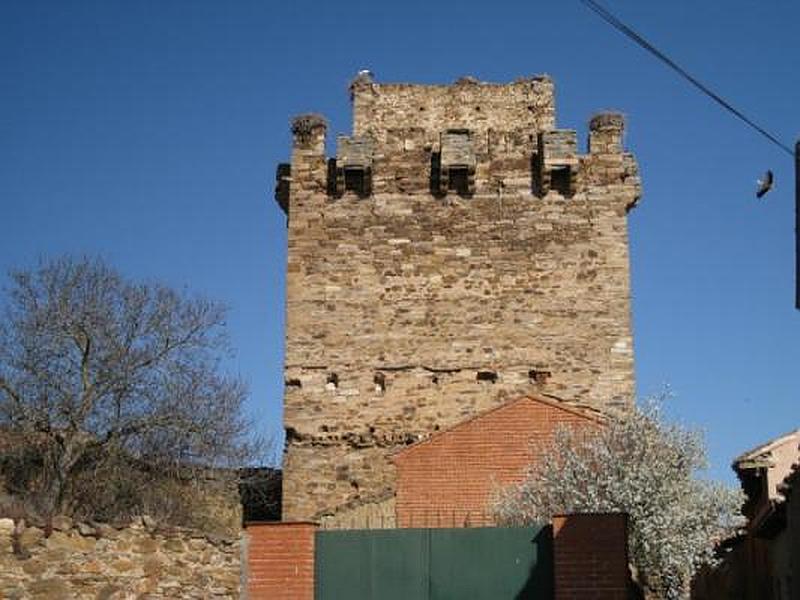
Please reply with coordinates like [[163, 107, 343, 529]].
[[277, 76, 641, 521]]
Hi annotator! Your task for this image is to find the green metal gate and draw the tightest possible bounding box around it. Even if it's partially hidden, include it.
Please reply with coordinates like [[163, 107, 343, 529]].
[[315, 526, 552, 600]]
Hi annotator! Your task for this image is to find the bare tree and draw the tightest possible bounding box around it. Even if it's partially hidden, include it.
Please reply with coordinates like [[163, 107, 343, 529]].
[[493, 398, 744, 600], [0, 256, 255, 523]]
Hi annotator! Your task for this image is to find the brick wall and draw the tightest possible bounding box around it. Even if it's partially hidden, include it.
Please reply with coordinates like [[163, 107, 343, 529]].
[[243, 515, 630, 599], [394, 396, 600, 528], [552, 513, 629, 600], [245, 522, 316, 600]]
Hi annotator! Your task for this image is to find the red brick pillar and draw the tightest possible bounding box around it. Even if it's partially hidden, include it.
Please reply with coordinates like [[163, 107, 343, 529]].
[[245, 522, 316, 600], [552, 513, 629, 600]]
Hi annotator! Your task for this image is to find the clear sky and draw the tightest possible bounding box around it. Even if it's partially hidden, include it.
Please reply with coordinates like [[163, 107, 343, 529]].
[[2, 0, 798, 482]]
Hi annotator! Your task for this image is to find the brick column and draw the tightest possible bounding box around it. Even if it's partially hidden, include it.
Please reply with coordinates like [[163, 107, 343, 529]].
[[245, 522, 316, 600], [552, 513, 629, 600]]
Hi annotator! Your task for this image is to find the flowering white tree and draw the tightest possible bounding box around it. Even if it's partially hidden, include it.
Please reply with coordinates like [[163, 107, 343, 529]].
[[493, 399, 744, 600]]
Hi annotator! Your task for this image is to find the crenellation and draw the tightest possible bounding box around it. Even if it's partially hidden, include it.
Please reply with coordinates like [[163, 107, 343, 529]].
[[291, 113, 327, 148], [281, 124, 638, 209], [536, 129, 579, 198], [589, 111, 626, 154], [437, 129, 477, 197], [333, 134, 374, 198], [287, 113, 328, 211], [277, 75, 641, 521]]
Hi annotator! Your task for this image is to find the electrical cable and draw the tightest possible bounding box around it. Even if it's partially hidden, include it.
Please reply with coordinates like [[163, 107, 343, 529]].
[[579, 0, 794, 157]]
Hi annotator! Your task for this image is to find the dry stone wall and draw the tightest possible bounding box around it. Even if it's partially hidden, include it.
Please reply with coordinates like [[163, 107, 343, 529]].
[[278, 75, 642, 521], [0, 516, 240, 599]]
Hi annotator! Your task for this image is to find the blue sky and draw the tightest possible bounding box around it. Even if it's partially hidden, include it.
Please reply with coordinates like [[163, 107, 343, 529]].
[[2, 0, 798, 482]]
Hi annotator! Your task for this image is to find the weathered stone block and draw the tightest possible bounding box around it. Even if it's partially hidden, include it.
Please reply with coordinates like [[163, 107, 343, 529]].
[[110, 558, 136, 572], [133, 537, 159, 554], [163, 538, 185, 553], [17, 526, 44, 552], [50, 515, 72, 532], [46, 531, 95, 553], [21, 559, 48, 576], [0, 518, 13, 555], [29, 578, 69, 599]]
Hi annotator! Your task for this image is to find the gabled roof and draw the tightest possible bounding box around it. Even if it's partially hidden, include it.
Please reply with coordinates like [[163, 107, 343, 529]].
[[392, 394, 606, 460], [733, 429, 800, 471]]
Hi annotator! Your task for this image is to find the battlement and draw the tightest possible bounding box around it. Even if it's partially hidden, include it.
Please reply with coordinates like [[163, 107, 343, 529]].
[[277, 74, 642, 521], [276, 76, 640, 213]]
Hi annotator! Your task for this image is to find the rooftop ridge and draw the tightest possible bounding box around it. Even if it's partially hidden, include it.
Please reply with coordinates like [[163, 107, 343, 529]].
[[392, 394, 606, 459]]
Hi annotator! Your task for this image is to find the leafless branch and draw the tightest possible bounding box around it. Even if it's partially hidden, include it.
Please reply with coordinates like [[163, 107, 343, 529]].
[[0, 256, 256, 526]]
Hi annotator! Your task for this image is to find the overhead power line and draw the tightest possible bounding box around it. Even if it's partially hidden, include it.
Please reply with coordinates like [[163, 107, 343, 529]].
[[579, 0, 794, 157]]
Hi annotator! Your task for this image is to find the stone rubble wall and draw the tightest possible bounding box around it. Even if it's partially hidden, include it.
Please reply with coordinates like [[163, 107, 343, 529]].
[[279, 76, 642, 521], [318, 496, 396, 530], [351, 76, 556, 147], [0, 516, 241, 599]]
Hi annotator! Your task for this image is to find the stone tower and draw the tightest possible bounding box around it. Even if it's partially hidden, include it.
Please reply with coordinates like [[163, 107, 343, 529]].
[[275, 74, 641, 521]]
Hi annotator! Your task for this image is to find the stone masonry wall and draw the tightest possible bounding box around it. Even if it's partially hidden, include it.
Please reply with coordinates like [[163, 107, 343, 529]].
[[279, 75, 641, 521], [318, 496, 396, 530], [0, 516, 240, 599], [352, 76, 555, 140]]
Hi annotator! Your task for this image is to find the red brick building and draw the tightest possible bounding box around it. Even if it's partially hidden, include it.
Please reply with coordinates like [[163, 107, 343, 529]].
[[393, 395, 603, 528]]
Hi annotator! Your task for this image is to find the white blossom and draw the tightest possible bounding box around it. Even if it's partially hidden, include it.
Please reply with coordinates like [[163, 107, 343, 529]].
[[492, 398, 744, 599]]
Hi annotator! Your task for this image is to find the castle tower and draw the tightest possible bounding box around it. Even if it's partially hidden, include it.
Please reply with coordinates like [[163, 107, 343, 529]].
[[275, 74, 641, 521]]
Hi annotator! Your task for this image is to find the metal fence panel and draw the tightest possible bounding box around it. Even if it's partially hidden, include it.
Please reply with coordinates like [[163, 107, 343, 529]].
[[315, 525, 551, 600], [429, 526, 552, 600], [316, 529, 429, 600]]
